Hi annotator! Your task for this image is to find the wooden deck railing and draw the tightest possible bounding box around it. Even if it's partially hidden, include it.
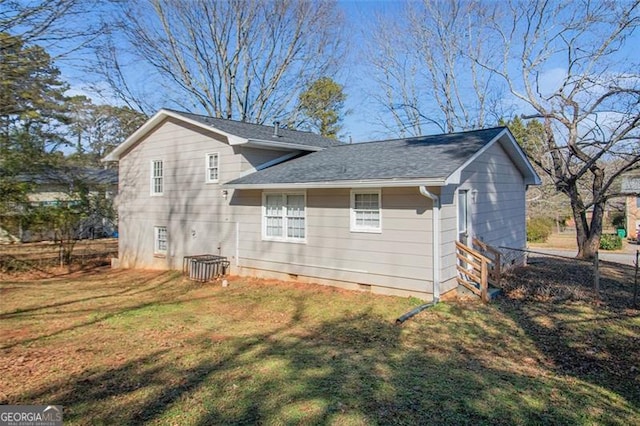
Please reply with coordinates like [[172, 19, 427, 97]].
[[472, 237, 502, 285], [455, 239, 502, 303]]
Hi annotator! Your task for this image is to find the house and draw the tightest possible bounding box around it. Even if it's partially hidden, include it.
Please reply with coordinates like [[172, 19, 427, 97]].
[[104, 109, 540, 300], [0, 166, 118, 243], [622, 175, 640, 239]]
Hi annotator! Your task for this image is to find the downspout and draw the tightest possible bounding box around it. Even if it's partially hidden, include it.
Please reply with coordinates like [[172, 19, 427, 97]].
[[396, 186, 441, 324], [419, 186, 441, 301]]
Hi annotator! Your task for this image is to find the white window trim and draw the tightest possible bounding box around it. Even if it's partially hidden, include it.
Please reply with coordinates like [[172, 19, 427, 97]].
[[350, 189, 382, 233], [262, 191, 307, 243], [205, 152, 220, 183], [150, 159, 164, 196], [154, 226, 168, 256], [457, 189, 469, 238]]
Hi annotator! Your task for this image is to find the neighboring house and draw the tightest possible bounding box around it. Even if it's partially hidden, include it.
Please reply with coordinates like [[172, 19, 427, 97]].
[[104, 109, 540, 300], [622, 175, 640, 239], [0, 166, 118, 242]]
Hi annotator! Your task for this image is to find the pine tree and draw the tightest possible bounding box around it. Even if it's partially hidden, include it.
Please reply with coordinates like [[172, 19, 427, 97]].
[[297, 77, 346, 139]]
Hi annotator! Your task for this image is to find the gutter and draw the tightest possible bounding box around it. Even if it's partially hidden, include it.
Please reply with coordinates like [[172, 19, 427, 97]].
[[225, 179, 446, 190], [398, 186, 441, 324]]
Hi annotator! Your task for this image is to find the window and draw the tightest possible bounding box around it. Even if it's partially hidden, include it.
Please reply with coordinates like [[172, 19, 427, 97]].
[[458, 190, 468, 236], [151, 160, 163, 195], [154, 226, 168, 255], [206, 153, 219, 183], [262, 192, 306, 242], [636, 197, 640, 208], [351, 189, 381, 232]]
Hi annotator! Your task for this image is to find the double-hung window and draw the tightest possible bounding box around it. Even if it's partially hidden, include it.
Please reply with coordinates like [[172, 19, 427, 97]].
[[206, 153, 219, 183], [151, 160, 164, 195], [351, 189, 381, 232], [154, 226, 168, 255], [263, 192, 306, 242]]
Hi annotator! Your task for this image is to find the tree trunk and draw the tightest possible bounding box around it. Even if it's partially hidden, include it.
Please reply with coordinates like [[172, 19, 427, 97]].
[[574, 209, 590, 258], [586, 202, 604, 258], [567, 181, 602, 259], [574, 198, 604, 260]]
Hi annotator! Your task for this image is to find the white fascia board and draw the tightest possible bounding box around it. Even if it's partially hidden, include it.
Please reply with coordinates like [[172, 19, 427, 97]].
[[102, 109, 248, 162], [444, 128, 541, 186], [224, 178, 445, 190], [500, 131, 542, 185], [246, 139, 325, 152]]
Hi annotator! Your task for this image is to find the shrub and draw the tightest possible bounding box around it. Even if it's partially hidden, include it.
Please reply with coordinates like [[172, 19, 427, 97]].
[[599, 234, 622, 251], [527, 217, 554, 242]]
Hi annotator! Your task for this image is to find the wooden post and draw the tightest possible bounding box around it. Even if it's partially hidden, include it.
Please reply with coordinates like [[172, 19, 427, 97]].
[[634, 250, 639, 307], [481, 258, 489, 303], [594, 251, 600, 299]]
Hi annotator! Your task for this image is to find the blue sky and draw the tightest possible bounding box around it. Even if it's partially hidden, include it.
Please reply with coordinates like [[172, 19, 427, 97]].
[[337, 1, 405, 142], [58, 0, 406, 143], [55, 0, 640, 144]]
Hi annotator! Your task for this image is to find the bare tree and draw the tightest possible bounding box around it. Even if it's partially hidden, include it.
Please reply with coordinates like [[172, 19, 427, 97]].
[[477, 0, 640, 258], [367, 0, 502, 136], [0, 0, 107, 58], [97, 0, 344, 125]]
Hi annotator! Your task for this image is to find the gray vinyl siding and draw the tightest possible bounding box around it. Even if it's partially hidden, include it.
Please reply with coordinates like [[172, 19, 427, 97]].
[[239, 146, 295, 171], [233, 187, 434, 294], [459, 141, 527, 252], [438, 185, 459, 293], [117, 118, 271, 269], [437, 141, 527, 290], [116, 117, 528, 298]]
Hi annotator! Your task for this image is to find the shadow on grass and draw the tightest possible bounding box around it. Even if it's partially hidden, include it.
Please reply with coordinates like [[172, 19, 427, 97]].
[[0, 272, 204, 350], [20, 300, 638, 425], [499, 257, 640, 409]]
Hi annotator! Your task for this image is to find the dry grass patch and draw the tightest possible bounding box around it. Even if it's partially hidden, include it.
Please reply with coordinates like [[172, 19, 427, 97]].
[[1, 265, 638, 425]]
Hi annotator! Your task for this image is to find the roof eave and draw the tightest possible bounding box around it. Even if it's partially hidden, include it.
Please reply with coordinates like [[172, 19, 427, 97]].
[[102, 109, 248, 162], [224, 178, 446, 190]]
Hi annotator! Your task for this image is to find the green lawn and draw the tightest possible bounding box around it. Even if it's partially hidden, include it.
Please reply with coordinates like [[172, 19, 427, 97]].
[[0, 263, 638, 425]]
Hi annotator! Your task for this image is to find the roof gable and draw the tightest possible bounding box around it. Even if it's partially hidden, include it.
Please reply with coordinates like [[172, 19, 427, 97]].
[[103, 109, 337, 161], [226, 127, 540, 188]]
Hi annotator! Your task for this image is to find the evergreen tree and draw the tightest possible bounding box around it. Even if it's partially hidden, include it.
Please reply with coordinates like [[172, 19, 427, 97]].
[[0, 32, 69, 231], [0, 32, 70, 156], [297, 77, 346, 139]]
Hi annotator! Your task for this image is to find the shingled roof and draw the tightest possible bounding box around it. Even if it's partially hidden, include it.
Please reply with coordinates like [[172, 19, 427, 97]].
[[226, 127, 534, 188], [103, 109, 337, 161], [168, 110, 337, 149], [17, 166, 118, 186]]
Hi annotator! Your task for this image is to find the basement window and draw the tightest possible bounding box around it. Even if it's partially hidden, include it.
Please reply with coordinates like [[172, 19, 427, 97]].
[[154, 226, 168, 255]]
